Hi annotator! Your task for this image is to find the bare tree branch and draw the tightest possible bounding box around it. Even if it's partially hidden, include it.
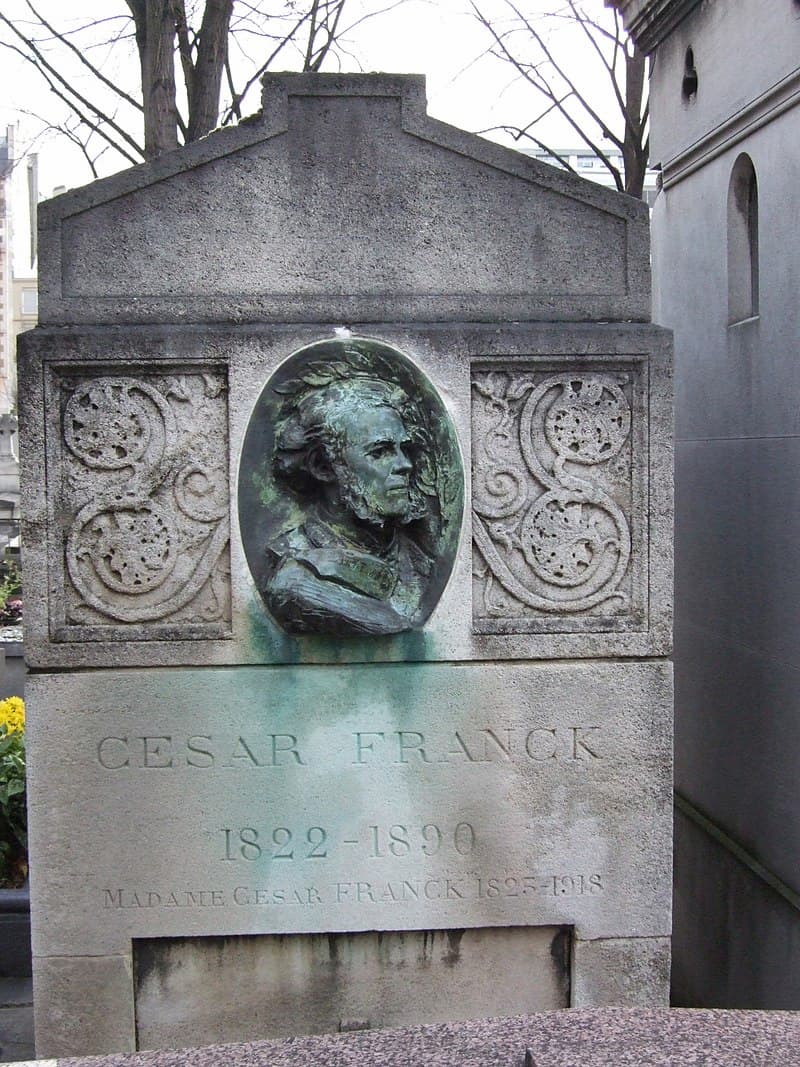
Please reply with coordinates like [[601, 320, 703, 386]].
[[479, 124, 579, 174], [173, 0, 196, 107], [306, 0, 348, 71], [0, 22, 144, 163], [472, 2, 622, 178], [338, 0, 408, 38], [304, 0, 321, 70], [563, 1, 646, 168], [22, 0, 143, 114], [224, 53, 241, 122], [3, 42, 141, 168], [502, 1, 624, 149], [48, 119, 110, 181], [220, 8, 314, 126], [471, 0, 648, 197], [3, 1, 412, 175], [187, 0, 234, 140]]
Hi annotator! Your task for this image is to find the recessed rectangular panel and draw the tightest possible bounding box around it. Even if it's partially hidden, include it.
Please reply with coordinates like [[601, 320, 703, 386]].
[[45, 362, 231, 642], [471, 356, 647, 634], [133, 926, 570, 1050]]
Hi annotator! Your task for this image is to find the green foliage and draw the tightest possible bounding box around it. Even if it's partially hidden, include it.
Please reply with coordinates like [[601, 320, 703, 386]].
[[0, 557, 22, 625], [0, 697, 27, 888], [0, 557, 21, 609]]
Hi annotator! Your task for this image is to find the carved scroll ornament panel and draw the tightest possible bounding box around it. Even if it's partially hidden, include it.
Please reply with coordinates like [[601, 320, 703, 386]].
[[471, 360, 647, 634], [49, 367, 231, 641]]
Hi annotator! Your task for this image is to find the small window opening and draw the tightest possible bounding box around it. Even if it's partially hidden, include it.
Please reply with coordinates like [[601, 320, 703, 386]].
[[727, 154, 759, 325], [682, 47, 698, 101], [21, 288, 38, 316]]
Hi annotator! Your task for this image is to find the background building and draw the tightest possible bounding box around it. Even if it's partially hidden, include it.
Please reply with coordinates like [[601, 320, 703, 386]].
[[0, 126, 37, 559], [525, 147, 660, 206], [0, 129, 13, 414], [0, 125, 38, 415], [616, 0, 800, 1007]]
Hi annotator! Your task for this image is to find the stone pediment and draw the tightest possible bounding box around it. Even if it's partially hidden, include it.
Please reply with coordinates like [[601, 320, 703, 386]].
[[38, 73, 649, 325]]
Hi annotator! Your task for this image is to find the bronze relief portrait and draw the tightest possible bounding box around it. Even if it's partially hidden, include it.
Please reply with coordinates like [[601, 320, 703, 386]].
[[238, 338, 463, 636]]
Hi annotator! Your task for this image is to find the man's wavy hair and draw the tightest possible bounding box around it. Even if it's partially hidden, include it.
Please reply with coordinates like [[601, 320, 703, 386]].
[[272, 367, 427, 521]]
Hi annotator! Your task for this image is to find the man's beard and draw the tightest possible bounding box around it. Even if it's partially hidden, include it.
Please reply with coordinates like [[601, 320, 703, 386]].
[[337, 469, 425, 527]]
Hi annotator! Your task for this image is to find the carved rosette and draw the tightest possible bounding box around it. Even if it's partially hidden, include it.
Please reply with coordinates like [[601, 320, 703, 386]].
[[55, 370, 231, 638], [472, 365, 644, 633]]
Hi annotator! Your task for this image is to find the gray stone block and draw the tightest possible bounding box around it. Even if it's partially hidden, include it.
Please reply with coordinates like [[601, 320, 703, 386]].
[[32, 956, 135, 1059], [37, 75, 650, 328], [49, 1008, 800, 1067], [25, 660, 671, 961], [0, 976, 34, 1061], [572, 936, 672, 1007]]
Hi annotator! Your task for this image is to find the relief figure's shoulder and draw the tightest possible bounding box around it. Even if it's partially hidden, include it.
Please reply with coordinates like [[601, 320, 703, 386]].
[[262, 525, 411, 636]]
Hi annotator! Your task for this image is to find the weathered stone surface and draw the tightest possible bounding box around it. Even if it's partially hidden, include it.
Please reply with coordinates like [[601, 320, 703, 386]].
[[472, 363, 646, 634], [133, 927, 568, 1050], [36, 75, 650, 328], [25, 658, 672, 1054], [612, 0, 704, 55], [25, 660, 671, 959], [0, 976, 34, 1062], [572, 936, 672, 1007], [32, 956, 136, 1058], [49, 365, 230, 642]]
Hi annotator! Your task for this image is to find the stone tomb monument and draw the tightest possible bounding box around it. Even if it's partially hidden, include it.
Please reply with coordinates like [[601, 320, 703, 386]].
[[18, 74, 673, 1058]]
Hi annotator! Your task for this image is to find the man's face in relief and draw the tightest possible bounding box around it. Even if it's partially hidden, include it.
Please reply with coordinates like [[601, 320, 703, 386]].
[[331, 404, 414, 525]]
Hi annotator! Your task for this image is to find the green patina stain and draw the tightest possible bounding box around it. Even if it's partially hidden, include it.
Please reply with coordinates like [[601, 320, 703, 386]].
[[244, 593, 438, 671]]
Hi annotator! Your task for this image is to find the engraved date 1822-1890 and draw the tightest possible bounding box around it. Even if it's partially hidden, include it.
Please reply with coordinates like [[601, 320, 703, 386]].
[[220, 822, 477, 862]]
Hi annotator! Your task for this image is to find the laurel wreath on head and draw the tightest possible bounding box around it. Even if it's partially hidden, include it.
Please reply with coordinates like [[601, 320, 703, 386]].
[[271, 341, 459, 512], [272, 343, 408, 397]]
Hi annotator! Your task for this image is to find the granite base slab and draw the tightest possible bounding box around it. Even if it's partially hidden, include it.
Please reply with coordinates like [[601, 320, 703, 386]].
[[13, 1008, 800, 1067]]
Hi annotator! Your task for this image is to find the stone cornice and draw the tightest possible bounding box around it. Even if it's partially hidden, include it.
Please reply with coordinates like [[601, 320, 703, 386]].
[[607, 0, 705, 54]]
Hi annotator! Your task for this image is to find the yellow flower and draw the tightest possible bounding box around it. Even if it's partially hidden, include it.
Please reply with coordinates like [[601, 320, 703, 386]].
[[0, 696, 25, 735]]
